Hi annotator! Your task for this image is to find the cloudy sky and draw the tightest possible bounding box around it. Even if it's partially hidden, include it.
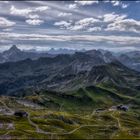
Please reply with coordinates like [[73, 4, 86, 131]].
[[0, 0, 140, 52]]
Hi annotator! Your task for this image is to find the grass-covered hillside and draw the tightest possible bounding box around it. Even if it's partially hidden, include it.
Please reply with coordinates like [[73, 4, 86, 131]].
[[0, 85, 140, 139]]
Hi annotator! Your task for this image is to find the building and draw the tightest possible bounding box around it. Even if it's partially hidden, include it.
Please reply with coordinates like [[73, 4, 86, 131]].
[[14, 110, 28, 117]]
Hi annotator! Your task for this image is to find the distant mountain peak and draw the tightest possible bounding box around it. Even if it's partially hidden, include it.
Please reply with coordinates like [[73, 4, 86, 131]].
[[9, 45, 21, 52], [2, 45, 22, 59]]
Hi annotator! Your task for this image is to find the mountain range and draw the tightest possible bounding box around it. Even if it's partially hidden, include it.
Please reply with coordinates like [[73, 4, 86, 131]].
[[0, 45, 139, 73], [118, 51, 140, 72], [0, 47, 139, 97], [0, 45, 82, 63], [47, 48, 83, 54]]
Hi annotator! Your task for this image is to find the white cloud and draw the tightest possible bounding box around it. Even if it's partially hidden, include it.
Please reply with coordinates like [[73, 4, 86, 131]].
[[69, 25, 84, 31], [0, 17, 15, 28], [103, 0, 110, 3], [28, 14, 40, 19], [10, 5, 50, 16], [103, 12, 127, 22], [54, 18, 100, 31], [54, 21, 71, 28], [68, 4, 77, 9], [102, 12, 140, 33], [105, 18, 140, 33], [111, 1, 129, 9], [58, 12, 72, 17], [34, 6, 50, 12], [26, 19, 44, 25], [10, 5, 32, 16], [75, 1, 98, 6], [111, 0, 120, 6], [70, 18, 100, 31], [76, 18, 99, 26], [121, 3, 129, 9], [88, 27, 101, 32]]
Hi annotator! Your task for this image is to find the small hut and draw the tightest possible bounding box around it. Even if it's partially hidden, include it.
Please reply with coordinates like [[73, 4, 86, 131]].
[[117, 105, 128, 111], [14, 110, 28, 117]]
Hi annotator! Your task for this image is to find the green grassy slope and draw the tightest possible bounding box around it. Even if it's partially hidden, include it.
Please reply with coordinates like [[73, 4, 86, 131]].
[[0, 95, 140, 139], [0, 82, 140, 139]]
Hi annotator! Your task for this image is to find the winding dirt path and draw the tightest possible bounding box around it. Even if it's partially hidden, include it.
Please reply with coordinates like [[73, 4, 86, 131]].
[[110, 111, 124, 139], [0, 100, 13, 113], [27, 113, 112, 136], [27, 112, 49, 134], [111, 111, 121, 129], [27, 112, 95, 135], [62, 124, 100, 135]]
